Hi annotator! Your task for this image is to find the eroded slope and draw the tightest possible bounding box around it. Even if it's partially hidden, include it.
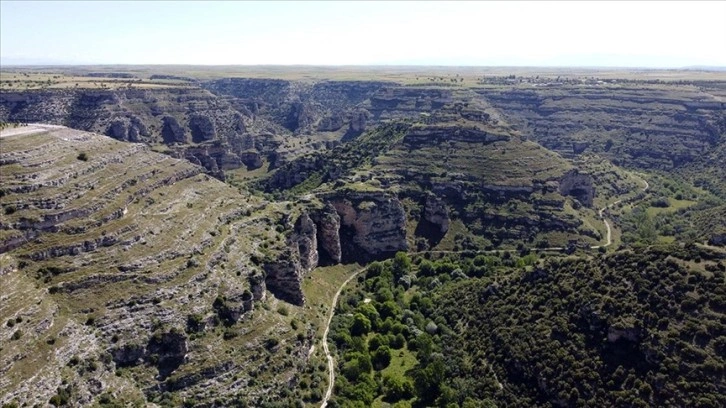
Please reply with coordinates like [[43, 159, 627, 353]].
[[0, 127, 314, 406]]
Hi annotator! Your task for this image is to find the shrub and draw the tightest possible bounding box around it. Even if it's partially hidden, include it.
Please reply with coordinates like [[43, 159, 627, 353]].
[[277, 305, 289, 316], [77, 152, 88, 161], [265, 337, 279, 350]]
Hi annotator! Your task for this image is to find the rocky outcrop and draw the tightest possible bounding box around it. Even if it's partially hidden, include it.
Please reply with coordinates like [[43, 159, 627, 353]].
[[558, 169, 595, 207], [423, 193, 450, 234], [263, 249, 305, 306], [105, 115, 148, 142], [161, 116, 187, 144], [404, 125, 509, 147], [327, 191, 408, 262], [709, 231, 726, 247], [188, 114, 216, 143], [286, 101, 322, 133], [213, 292, 252, 326], [110, 343, 146, 367], [239, 150, 263, 170], [317, 112, 345, 132], [146, 330, 188, 378], [314, 203, 342, 264], [109, 329, 188, 378], [290, 212, 318, 271], [263, 211, 320, 305], [349, 109, 370, 133], [266, 155, 326, 189]]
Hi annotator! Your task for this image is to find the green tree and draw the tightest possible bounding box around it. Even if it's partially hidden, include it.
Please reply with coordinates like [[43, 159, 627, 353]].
[[351, 313, 372, 336], [392, 251, 412, 279], [372, 346, 392, 370], [383, 374, 414, 402]]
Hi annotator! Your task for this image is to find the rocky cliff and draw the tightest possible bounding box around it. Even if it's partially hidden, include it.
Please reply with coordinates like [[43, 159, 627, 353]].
[[558, 169, 596, 207], [0, 127, 310, 406], [482, 86, 725, 169], [326, 191, 409, 262], [2, 78, 723, 180]]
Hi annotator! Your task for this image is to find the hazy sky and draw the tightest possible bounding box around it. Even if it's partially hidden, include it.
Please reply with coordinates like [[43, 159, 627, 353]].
[[1, 1, 724, 67]]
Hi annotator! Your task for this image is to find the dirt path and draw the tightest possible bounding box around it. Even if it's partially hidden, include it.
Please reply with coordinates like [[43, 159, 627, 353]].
[[590, 176, 650, 249], [320, 266, 368, 408], [0, 124, 66, 139]]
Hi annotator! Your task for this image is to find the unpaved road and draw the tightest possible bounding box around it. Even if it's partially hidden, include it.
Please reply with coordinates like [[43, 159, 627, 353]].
[[591, 177, 650, 249], [0, 124, 66, 138], [320, 266, 368, 408]]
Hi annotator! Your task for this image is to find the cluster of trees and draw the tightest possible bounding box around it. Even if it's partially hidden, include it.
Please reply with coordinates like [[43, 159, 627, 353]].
[[328, 252, 524, 407], [329, 245, 724, 407], [436, 245, 725, 407]]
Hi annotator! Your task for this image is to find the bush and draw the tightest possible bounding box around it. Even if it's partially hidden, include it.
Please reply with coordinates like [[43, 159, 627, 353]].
[[77, 152, 88, 161], [277, 305, 289, 316], [265, 337, 279, 350]]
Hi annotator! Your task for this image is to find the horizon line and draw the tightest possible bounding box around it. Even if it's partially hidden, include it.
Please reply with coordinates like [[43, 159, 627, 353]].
[[2, 63, 725, 71]]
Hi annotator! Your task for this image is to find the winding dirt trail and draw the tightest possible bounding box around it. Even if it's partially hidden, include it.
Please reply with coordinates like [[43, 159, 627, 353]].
[[320, 266, 368, 408], [319, 176, 650, 407], [591, 176, 650, 249]]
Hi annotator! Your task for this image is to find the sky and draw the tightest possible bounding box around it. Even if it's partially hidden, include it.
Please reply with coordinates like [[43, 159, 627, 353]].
[[1, 1, 725, 67]]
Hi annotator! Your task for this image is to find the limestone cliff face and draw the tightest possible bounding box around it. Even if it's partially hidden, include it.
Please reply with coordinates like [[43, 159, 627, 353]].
[[265, 193, 406, 302], [161, 116, 187, 144], [263, 211, 319, 306], [313, 203, 342, 264], [483, 87, 725, 169], [327, 191, 408, 262], [188, 114, 217, 143], [291, 212, 319, 271], [105, 115, 148, 142], [263, 249, 305, 306], [423, 193, 450, 234], [558, 169, 595, 207]]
